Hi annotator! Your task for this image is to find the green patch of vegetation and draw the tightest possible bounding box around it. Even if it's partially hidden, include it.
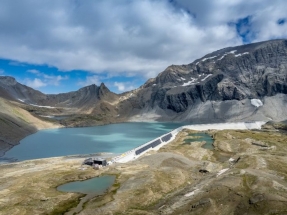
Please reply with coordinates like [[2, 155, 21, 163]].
[[82, 174, 121, 210], [202, 155, 209, 161], [266, 159, 287, 181], [12, 108, 29, 123], [0, 117, 8, 125], [242, 174, 257, 189], [46, 194, 84, 215]]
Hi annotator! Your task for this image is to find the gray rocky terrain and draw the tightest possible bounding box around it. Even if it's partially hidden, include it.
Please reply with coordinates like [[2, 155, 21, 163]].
[[1, 39, 287, 124], [119, 39, 287, 122], [0, 76, 118, 111]]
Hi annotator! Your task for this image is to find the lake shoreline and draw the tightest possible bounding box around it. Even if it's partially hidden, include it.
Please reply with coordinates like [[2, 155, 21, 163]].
[[1, 121, 187, 162], [0, 121, 266, 163], [0, 119, 129, 159], [2, 122, 286, 215]]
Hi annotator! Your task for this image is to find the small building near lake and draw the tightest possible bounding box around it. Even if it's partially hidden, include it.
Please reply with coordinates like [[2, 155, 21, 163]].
[[83, 157, 107, 167]]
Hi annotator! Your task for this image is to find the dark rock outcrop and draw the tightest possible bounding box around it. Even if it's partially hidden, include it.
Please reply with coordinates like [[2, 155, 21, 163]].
[[1, 39, 287, 123], [119, 39, 287, 122]]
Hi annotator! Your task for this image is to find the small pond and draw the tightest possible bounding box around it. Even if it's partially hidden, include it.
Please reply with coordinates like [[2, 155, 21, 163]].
[[57, 175, 116, 195], [184, 133, 214, 149]]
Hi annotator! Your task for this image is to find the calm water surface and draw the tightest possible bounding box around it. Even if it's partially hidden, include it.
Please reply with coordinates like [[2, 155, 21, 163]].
[[184, 133, 214, 149], [57, 175, 116, 195], [3, 122, 185, 161]]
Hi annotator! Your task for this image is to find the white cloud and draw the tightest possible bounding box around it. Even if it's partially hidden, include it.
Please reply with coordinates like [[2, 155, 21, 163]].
[[114, 82, 136, 92], [0, 0, 286, 80], [24, 78, 47, 88], [27, 69, 40, 75], [25, 69, 69, 87], [77, 75, 101, 87], [43, 74, 69, 86]]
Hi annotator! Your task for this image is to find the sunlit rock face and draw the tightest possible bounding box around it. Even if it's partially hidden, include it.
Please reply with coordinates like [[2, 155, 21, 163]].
[[0, 39, 287, 123], [119, 39, 287, 122]]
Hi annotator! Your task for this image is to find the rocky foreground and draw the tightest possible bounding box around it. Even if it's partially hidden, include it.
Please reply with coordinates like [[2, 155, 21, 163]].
[[1, 123, 287, 215]]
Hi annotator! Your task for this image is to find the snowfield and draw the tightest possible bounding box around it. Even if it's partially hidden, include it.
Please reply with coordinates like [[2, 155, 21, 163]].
[[251, 99, 263, 107]]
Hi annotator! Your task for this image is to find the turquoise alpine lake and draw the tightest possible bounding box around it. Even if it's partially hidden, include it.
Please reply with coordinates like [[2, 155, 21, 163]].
[[57, 175, 116, 195], [2, 122, 187, 161]]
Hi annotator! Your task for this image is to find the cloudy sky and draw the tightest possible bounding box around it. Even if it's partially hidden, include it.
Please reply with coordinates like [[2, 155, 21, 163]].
[[0, 0, 286, 94]]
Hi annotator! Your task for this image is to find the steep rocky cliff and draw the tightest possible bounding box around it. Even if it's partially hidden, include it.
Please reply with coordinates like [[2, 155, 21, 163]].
[[1, 39, 287, 124], [119, 39, 287, 122]]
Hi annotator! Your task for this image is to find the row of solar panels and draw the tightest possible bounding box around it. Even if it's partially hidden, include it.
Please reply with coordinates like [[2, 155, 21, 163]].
[[161, 133, 172, 142], [135, 133, 173, 156], [135, 139, 162, 155]]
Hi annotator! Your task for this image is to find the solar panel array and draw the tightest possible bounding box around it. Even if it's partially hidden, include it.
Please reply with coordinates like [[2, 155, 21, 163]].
[[135, 139, 162, 155], [161, 133, 172, 142], [151, 139, 162, 148]]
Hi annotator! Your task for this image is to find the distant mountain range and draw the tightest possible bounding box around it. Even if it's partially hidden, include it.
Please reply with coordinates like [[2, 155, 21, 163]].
[[1, 39, 287, 156]]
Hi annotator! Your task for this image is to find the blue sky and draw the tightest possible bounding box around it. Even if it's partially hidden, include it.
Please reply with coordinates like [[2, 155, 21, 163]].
[[0, 0, 286, 94], [0, 59, 145, 94]]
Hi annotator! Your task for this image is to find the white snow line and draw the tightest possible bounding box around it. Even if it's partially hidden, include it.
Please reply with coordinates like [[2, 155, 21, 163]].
[[184, 189, 199, 197], [235, 52, 249, 57], [39, 115, 54, 118], [218, 50, 237, 60], [217, 168, 229, 177], [30, 104, 56, 109], [182, 78, 197, 86], [17, 99, 25, 102], [201, 74, 212, 81], [202, 56, 217, 62], [218, 54, 227, 60], [182, 81, 194, 86]]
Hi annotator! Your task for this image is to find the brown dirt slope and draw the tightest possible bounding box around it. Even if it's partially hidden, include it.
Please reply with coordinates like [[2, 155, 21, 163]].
[[80, 128, 287, 215], [0, 98, 60, 156], [1, 127, 287, 215]]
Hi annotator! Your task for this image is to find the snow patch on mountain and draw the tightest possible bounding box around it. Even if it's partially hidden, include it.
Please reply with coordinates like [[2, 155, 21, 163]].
[[182, 78, 198, 86], [218, 50, 237, 60], [202, 56, 217, 62], [30, 104, 56, 109], [201, 74, 212, 81], [235, 52, 249, 57], [251, 99, 263, 107]]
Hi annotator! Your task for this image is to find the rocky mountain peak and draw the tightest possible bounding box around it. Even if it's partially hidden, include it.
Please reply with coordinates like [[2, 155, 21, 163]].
[[99, 82, 108, 91], [98, 83, 111, 98], [118, 39, 287, 122], [0, 76, 17, 86]]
